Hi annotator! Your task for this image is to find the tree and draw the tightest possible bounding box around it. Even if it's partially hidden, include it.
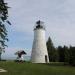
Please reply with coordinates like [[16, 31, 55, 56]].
[[15, 50, 26, 61], [57, 46, 65, 62], [64, 46, 70, 64], [46, 37, 57, 62], [0, 0, 11, 61], [69, 46, 75, 66]]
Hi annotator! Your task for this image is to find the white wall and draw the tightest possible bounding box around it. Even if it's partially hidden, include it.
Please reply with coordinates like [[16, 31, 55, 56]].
[[31, 29, 49, 63]]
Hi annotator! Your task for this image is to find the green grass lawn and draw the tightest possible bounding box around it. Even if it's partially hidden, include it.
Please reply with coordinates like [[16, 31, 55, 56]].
[[0, 61, 75, 75]]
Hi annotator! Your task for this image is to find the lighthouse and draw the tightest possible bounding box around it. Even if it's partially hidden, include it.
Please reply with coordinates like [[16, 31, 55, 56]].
[[31, 20, 49, 63]]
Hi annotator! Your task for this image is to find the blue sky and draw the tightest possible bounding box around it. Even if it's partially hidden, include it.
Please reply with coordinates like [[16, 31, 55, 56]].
[[2, 0, 75, 59]]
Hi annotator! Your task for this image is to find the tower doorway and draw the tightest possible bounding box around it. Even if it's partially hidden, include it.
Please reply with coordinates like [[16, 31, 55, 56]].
[[45, 55, 48, 63]]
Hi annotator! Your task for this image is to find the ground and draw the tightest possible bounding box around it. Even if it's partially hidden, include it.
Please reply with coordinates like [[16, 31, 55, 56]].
[[0, 69, 7, 72], [0, 61, 75, 75]]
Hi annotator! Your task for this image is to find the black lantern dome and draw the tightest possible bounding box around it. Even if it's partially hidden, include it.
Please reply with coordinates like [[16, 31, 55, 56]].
[[34, 20, 45, 30]]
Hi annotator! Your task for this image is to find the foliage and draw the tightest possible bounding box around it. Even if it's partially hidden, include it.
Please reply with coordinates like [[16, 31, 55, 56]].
[[46, 37, 58, 62], [0, 0, 11, 60], [57, 46, 75, 66], [57, 46, 65, 62], [69, 46, 75, 66], [64, 46, 70, 64], [46, 36, 75, 66]]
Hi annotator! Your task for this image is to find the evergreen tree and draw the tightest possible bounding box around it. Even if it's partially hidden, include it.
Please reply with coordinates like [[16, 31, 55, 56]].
[[0, 0, 11, 60], [69, 46, 75, 66], [64, 46, 70, 64], [46, 36, 56, 62], [57, 46, 65, 62]]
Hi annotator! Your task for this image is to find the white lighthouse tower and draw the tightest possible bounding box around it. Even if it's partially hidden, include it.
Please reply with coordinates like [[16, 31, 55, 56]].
[[31, 20, 49, 63]]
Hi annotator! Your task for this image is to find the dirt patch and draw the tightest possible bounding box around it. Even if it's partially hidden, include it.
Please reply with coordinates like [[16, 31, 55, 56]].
[[0, 69, 7, 72]]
